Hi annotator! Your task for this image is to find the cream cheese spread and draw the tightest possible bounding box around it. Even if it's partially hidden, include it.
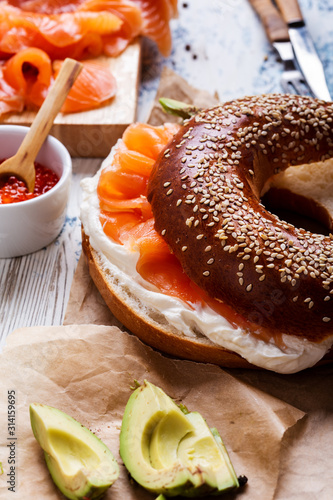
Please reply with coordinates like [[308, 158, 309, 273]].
[[80, 142, 332, 374]]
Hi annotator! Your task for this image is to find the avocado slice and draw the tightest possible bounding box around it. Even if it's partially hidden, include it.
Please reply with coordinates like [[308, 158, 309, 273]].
[[120, 380, 242, 497], [30, 403, 119, 500], [176, 412, 239, 497]]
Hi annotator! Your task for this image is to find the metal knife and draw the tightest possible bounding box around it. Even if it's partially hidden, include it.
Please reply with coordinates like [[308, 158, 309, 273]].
[[249, 0, 311, 96], [275, 0, 331, 101]]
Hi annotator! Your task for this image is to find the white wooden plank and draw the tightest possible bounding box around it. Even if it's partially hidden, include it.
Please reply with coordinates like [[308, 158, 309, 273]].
[[0, 158, 101, 348]]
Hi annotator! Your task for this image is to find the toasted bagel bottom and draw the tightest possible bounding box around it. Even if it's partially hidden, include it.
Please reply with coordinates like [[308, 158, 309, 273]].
[[81, 230, 333, 370]]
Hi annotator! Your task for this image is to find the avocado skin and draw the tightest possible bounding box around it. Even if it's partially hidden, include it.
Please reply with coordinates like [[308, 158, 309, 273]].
[[30, 403, 119, 500], [120, 380, 241, 497]]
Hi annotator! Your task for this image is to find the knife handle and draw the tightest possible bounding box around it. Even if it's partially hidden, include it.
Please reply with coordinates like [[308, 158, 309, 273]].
[[248, 0, 289, 43], [275, 0, 303, 25]]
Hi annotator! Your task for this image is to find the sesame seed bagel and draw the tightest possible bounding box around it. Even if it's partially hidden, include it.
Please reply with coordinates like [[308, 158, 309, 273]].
[[147, 94, 333, 343]]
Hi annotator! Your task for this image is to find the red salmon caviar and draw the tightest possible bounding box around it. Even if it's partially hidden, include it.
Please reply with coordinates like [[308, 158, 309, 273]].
[[0, 161, 59, 204]]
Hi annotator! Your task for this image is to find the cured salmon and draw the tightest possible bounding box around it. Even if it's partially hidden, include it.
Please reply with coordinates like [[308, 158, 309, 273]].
[[97, 122, 206, 305], [3, 47, 52, 108], [1, 0, 177, 58], [8, 1, 87, 14], [130, 0, 177, 57], [77, 1, 143, 58], [97, 121, 256, 329], [0, 3, 123, 60], [0, 47, 116, 114], [53, 59, 116, 112], [122, 122, 179, 158], [0, 0, 177, 115]]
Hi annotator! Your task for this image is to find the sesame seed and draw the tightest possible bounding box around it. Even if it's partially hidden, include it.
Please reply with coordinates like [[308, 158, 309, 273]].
[[149, 95, 333, 338]]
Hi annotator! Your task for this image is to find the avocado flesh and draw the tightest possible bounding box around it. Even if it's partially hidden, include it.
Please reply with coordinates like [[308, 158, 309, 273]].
[[149, 409, 194, 469], [120, 382, 195, 496], [176, 412, 239, 496], [30, 403, 119, 500], [120, 381, 240, 497]]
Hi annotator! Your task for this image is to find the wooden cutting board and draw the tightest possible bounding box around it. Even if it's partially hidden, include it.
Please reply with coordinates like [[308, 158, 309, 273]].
[[1, 40, 142, 158]]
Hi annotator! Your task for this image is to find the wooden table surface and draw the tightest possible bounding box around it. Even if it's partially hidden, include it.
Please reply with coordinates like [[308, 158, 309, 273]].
[[1, 0, 333, 347]]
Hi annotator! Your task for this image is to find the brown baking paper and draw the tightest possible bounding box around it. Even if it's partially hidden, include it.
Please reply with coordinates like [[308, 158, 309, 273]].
[[0, 324, 304, 500]]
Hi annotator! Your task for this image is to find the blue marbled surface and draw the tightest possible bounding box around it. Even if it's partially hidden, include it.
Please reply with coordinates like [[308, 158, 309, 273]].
[[139, 0, 333, 120]]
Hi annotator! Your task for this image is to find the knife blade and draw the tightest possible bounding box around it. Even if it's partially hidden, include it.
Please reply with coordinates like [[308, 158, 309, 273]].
[[275, 0, 331, 101], [248, 0, 311, 96]]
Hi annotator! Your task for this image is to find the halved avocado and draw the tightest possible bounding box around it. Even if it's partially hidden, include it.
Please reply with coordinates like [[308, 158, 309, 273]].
[[176, 412, 239, 497], [30, 403, 119, 500], [119, 380, 242, 497]]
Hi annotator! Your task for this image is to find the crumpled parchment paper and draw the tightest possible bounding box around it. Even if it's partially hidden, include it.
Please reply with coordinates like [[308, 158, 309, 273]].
[[0, 324, 304, 500]]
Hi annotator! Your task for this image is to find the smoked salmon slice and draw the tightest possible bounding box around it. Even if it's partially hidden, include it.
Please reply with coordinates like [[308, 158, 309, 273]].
[[124, 218, 202, 303], [7, 1, 87, 14], [99, 192, 153, 218], [98, 168, 149, 201], [53, 59, 116, 112], [3, 47, 52, 108], [114, 143, 155, 177], [1, 0, 177, 58], [122, 122, 179, 160], [0, 4, 123, 59], [99, 209, 143, 243], [130, 0, 177, 56], [97, 122, 179, 218], [0, 47, 116, 115], [96, 122, 209, 306], [77, 0, 143, 58]]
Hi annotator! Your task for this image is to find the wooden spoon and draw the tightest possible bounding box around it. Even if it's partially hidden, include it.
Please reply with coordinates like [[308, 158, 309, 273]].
[[0, 58, 83, 192]]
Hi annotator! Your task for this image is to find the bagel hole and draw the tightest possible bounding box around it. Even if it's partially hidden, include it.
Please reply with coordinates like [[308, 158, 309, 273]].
[[261, 187, 331, 236]]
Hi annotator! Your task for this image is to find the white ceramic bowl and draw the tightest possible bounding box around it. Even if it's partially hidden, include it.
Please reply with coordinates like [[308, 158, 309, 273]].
[[0, 125, 72, 258]]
